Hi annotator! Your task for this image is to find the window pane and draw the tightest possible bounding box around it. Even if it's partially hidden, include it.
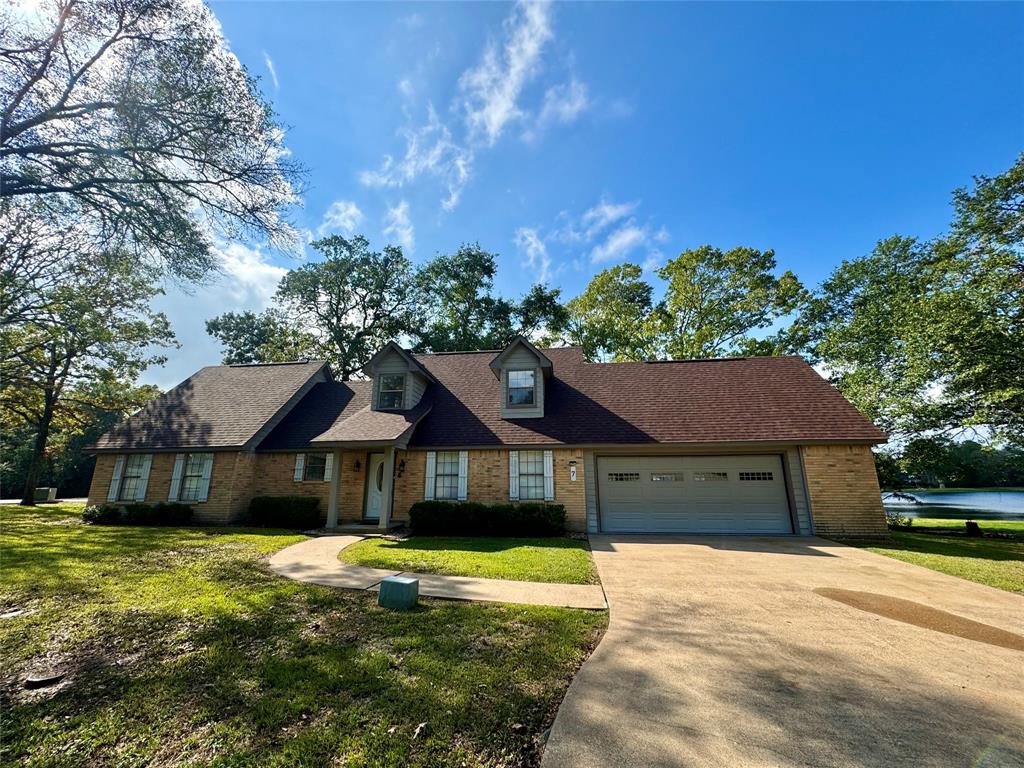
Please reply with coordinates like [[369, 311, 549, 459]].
[[508, 387, 535, 406], [508, 370, 534, 388], [380, 375, 404, 392], [118, 455, 146, 500], [435, 451, 459, 499], [436, 476, 459, 499], [436, 451, 459, 474], [119, 476, 140, 501], [519, 451, 543, 473], [180, 475, 203, 501], [518, 451, 545, 500], [304, 453, 327, 481], [520, 475, 545, 500], [378, 390, 403, 409]]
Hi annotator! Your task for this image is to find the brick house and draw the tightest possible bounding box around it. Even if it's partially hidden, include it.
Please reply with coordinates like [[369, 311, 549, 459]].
[[87, 338, 889, 538]]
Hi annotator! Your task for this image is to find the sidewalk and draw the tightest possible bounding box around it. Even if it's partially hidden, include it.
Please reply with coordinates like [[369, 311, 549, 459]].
[[268, 536, 607, 610]]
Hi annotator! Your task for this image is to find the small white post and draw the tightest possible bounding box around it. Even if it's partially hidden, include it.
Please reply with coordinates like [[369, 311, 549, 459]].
[[379, 447, 396, 530], [326, 450, 341, 529]]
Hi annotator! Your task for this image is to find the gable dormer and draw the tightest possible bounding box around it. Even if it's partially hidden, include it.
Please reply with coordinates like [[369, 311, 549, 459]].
[[363, 342, 436, 411], [490, 337, 553, 419]]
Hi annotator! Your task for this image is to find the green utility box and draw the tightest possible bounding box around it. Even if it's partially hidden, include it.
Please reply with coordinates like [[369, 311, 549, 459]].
[[378, 576, 419, 610]]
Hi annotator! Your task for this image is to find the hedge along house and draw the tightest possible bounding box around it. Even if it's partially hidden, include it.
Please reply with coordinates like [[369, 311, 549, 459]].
[[87, 338, 890, 538]]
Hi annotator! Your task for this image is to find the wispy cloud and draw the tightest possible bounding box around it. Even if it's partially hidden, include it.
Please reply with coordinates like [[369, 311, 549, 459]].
[[459, 1, 553, 146], [359, 105, 472, 211], [397, 12, 424, 30], [383, 200, 415, 252], [590, 223, 649, 263], [361, 1, 586, 212], [262, 51, 279, 90], [580, 197, 638, 239], [318, 200, 364, 236], [515, 227, 553, 284]]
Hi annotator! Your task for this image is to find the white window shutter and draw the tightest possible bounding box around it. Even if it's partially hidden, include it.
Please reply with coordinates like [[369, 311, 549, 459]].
[[168, 453, 185, 501], [424, 451, 436, 500], [197, 453, 214, 502], [135, 454, 153, 501], [509, 450, 520, 500], [324, 453, 334, 483], [293, 453, 305, 482], [457, 451, 469, 501], [107, 455, 126, 501], [543, 450, 555, 501]]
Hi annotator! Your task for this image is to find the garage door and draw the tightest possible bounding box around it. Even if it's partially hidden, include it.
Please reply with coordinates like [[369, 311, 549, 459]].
[[597, 455, 793, 534]]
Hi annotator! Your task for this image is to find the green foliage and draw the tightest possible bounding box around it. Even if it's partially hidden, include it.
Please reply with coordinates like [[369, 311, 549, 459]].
[[1, 0, 303, 281], [794, 154, 1023, 442], [409, 500, 566, 537], [873, 451, 905, 491], [81, 504, 122, 525], [565, 247, 805, 362], [897, 438, 1024, 488], [248, 496, 321, 529], [657, 245, 807, 359], [566, 263, 661, 361], [205, 310, 315, 365]]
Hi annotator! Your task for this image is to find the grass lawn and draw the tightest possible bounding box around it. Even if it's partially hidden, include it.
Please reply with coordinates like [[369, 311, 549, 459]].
[[340, 536, 599, 585], [862, 518, 1024, 594], [0, 504, 606, 767]]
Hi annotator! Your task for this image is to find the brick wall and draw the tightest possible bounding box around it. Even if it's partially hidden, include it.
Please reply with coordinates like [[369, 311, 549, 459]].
[[391, 448, 587, 531], [87, 451, 254, 524], [802, 444, 888, 539]]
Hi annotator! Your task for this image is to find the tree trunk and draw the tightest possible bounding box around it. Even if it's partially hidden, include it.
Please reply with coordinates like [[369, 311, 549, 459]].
[[20, 394, 55, 506]]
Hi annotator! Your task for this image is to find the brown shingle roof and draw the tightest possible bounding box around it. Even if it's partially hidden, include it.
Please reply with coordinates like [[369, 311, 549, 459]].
[[257, 381, 431, 449], [90, 361, 327, 451], [406, 348, 886, 447]]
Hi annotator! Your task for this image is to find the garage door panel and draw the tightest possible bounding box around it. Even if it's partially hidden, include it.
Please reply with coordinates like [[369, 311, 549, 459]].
[[598, 455, 792, 534]]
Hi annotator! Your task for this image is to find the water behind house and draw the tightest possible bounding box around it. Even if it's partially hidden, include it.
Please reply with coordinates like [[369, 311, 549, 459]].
[[882, 489, 1024, 521]]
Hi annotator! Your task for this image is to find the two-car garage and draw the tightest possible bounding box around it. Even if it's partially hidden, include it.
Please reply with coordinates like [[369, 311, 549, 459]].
[[596, 455, 794, 534]]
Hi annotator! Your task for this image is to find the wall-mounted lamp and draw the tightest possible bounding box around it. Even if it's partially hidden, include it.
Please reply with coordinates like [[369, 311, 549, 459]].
[[353, 458, 361, 471], [397, 459, 406, 478]]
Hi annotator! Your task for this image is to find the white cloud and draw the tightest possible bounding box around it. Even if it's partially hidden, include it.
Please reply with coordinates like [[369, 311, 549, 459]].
[[590, 223, 649, 263], [262, 51, 279, 90], [398, 12, 424, 30], [459, 1, 554, 146], [526, 77, 588, 140], [580, 197, 638, 239], [359, 105, 472, 211], [515, 227, 553, 284], [383, 200, 415, 252], [144, 243, 287, 389], [318, 200, 364, 236], [398, 77, 415, 98]]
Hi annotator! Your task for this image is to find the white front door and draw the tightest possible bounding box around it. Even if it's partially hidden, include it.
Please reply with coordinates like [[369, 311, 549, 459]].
[[364, 453, 385, 521]]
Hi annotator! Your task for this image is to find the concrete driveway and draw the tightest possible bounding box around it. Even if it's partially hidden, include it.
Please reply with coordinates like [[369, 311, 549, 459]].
[[543, 536, 1024, 768]]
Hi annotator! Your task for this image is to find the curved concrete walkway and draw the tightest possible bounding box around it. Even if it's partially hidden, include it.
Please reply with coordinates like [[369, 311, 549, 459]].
[[268, 535, 607, 610]]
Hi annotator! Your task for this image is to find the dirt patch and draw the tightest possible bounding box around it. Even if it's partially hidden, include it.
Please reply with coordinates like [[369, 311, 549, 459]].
[[814, 588, 1024, 652]]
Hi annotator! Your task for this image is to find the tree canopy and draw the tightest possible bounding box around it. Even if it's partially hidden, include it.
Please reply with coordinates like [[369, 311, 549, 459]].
[[1, 0, 303, 281]]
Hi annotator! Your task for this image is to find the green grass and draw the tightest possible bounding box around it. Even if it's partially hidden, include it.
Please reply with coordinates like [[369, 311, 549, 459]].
[[863, 524, 1024, 594], [0, 504, 606, 767], [340, 536, 599, 585]]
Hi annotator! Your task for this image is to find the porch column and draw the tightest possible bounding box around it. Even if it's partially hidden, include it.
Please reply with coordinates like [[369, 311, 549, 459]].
[[326, 449, 342, 528], [379, 446, 395, 530]]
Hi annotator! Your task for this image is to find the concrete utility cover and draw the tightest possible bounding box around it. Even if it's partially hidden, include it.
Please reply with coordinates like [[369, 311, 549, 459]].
[[543, 535, 1024, 768]]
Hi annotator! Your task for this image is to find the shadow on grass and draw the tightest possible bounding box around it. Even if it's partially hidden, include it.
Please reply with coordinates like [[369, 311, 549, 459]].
[[881, 531, 1024, 563], [375, 536, 590, 555]]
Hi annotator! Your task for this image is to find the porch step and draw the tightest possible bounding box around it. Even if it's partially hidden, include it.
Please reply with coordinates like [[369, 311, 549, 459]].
[[307, 523, 403, 537]]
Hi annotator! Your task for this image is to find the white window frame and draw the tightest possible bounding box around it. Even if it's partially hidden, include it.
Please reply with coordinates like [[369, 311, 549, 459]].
[[178, 453, 208, 502], [303, 453, 328, 482], [433, 451, 460, 500], [506, 369, 536, 407], [377, 374, 406, 410], [117, 454, 149, 501], [169, 452, 214, 503], [517, 450, 545, 500], [424, 450, 468, 501]]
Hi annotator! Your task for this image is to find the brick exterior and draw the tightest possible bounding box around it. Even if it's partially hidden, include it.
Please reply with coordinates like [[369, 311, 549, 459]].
[[802, 444, 888, 539], [391, 448, 587, 531]]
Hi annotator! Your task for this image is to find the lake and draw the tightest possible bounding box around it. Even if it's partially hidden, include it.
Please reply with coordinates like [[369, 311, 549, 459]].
[[881, 488, 1024, 520]]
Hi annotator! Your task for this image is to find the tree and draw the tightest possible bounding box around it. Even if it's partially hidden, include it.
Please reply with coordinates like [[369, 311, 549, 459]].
[[793, 155, 1023, 442], [414, 244, 566, 352], [0, 252, 174, 504], [566, 263, 661, 361], [1, 0, 302, 282], [657, 245, 806, 359], [205, 310, 314, 366]]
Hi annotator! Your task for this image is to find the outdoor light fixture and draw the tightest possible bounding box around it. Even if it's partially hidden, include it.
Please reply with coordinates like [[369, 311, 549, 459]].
[[397, 459, 406, 477], [354, 458, 361, 471]]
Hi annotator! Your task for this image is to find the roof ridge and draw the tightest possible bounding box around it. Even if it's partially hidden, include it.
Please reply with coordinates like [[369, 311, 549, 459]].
[[227, 360, 324, 367]]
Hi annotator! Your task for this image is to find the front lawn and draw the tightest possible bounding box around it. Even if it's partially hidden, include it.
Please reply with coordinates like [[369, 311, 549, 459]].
[[340, 536, 599, 584], [0, 504, 606, 767], [862, 519, 1024, 594]]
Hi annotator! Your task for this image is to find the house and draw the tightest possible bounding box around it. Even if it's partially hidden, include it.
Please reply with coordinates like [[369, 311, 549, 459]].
[[86, 339, 889, 538]]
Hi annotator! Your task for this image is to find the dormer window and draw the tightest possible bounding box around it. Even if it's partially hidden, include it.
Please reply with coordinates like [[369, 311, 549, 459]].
[[378, 374, 405, 409], [507, 370, 536, 407]]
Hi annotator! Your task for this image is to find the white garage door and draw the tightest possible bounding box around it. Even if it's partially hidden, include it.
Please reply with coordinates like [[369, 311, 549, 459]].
[[598, 455, 793, 534]]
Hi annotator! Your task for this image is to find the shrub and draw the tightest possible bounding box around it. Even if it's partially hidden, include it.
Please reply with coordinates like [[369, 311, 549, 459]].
[[122, 502, 194, 526], [82, 504, 123, 525], [409, 500, 566, 536], [248, 496, 321, 529], [884, 508, 913, 529]]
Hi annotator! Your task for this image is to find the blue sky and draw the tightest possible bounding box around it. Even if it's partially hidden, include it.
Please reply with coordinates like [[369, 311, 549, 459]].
[[150, 1, 1024, 387]]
